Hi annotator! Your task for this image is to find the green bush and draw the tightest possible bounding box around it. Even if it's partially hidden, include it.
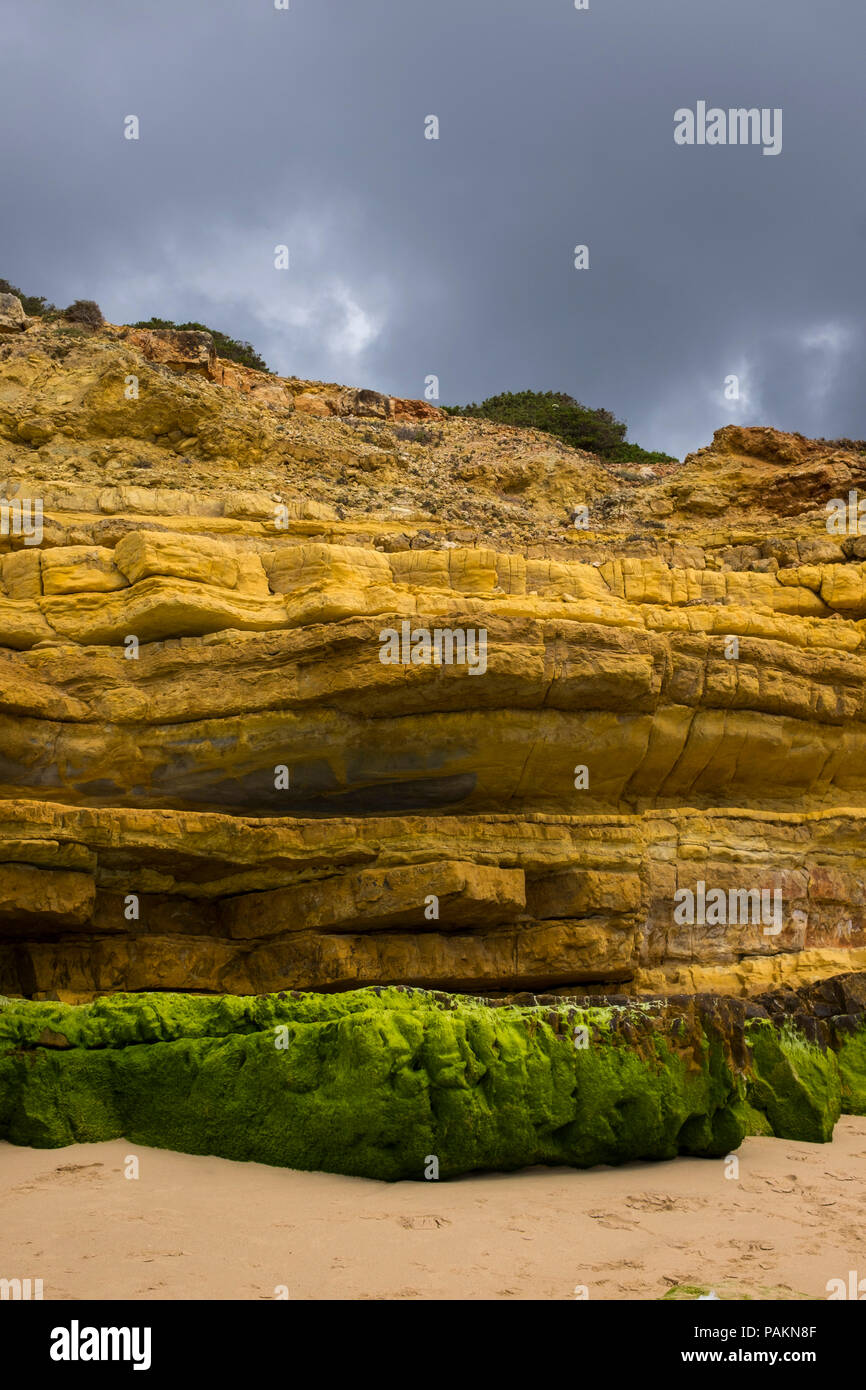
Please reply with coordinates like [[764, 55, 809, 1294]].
[[447, 390, 675, 463], [63, 299, 104, 327], [0, 277, 55, 317], [131, 317, 270, 373], [606, 442, 678, 466]]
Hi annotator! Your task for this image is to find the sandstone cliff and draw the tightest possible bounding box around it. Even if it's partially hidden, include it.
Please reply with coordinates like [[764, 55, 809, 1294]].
[[2, 304, 866, 1001]]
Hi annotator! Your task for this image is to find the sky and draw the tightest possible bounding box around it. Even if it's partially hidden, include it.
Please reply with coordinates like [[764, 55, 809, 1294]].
[[1, 0, 864, 459]]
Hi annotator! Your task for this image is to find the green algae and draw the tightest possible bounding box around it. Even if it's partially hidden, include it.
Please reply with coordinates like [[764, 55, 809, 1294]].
[[0, 987, 749, 1180], [835, 1025, 866, 1115], [1, 986, 856, 1178], [660, 1284, 812, 1301], [744, 1019, 841, 1143]]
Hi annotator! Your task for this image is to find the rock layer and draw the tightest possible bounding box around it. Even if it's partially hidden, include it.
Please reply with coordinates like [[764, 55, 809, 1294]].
[[0, 800, 866, 998]]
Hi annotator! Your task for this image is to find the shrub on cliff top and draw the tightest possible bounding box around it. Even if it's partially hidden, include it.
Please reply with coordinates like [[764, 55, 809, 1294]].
[[63, 299, 104, 327], [445, 389, 675, 464], [132, 316, 270, 373]]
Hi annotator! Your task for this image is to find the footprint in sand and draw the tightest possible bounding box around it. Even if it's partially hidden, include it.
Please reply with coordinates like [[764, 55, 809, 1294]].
[[587, 1210, 640, 1231], [397, 1214, 452, 1230], [11, 1162, 105, 1194], [625, 1192, 703, 1213]]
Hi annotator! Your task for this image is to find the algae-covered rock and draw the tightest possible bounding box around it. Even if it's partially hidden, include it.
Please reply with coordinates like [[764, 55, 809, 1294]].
[[752, 970, 866, 1118], [0, 986, 749, 1180], [744, 1018, 841, 1142], [835, 1025, 866, 1114]]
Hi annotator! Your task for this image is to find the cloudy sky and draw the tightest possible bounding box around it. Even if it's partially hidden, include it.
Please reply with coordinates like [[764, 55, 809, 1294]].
[[2, 0, 864, 458]]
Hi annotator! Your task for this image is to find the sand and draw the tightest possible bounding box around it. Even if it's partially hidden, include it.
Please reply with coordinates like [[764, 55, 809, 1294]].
[[2, 1118, 865, 1301]]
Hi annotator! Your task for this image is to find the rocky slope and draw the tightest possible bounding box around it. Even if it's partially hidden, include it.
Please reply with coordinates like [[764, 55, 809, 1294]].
[[1, 301, 866, 1001]]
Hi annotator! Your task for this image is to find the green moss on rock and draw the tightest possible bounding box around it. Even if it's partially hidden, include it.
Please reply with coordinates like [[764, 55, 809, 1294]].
[[835, 1026, 866, 1115], [1, 986, 853, 1178], [0, 987, 750, 1180], [744, 1019, 841, 1143]]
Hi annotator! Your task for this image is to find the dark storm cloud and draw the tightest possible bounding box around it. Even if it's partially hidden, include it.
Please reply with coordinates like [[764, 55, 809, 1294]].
[[2, 0, 864, 457]]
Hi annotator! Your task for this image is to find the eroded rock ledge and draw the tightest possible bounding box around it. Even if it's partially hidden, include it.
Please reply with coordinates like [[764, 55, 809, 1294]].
[[1, 800, 865, 1000]]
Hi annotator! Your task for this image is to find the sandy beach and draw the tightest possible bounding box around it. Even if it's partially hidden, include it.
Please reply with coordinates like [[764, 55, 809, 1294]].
[[2, 1118, 865, 1301]]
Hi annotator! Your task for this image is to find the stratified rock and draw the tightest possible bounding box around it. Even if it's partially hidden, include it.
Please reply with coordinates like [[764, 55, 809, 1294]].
[[0, 316, 866, 1011], [220, 862, 527, 939], [2, 803, 866, 998]]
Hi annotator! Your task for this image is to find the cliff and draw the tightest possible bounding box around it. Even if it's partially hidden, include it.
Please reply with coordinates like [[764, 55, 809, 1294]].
[[1, 303, 866, 1001]]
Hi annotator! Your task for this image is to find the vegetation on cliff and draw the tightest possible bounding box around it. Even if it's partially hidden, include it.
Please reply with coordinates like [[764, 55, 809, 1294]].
[[130, 317, 271, 373], [0, 293, 864, 1181], [444, 389, 676, 465], [0, 277, 53, 317], [0, 277, 104, 327], [0, 275, 270, 372]]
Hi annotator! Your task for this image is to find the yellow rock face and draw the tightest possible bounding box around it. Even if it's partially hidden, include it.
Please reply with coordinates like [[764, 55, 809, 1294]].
[[2, 311, 866, 998]]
